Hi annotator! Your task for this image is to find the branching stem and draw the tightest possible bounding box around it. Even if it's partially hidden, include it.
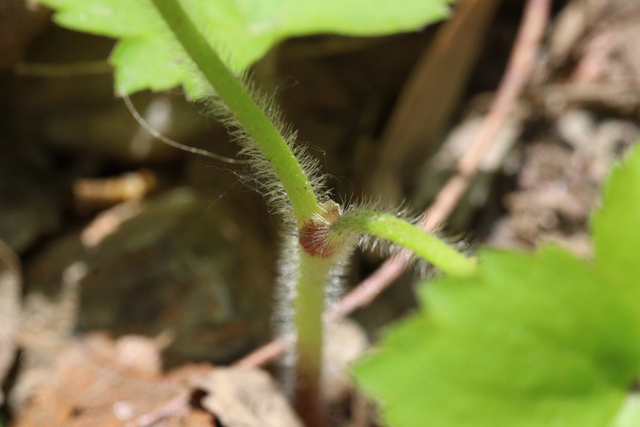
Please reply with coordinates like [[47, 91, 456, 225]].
[[149, 1, 329, 424], [329, 210, 477, 277], [148, 3, 476, 426]]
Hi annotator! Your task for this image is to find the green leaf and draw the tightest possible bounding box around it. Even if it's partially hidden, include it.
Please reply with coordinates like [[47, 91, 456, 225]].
[[592, 148, 640, 325], [37, 0, 454, 98], [354, 143, 640, 427], [612, 395, 640, 427]]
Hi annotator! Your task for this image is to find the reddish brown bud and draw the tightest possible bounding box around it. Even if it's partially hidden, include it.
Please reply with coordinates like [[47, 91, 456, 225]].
[[299, 221, 335, 258], [298, 202, 341, 258]]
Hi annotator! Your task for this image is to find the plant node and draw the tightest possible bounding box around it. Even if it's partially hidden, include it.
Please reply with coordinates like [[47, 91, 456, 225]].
[[299, 200, 342, 258]]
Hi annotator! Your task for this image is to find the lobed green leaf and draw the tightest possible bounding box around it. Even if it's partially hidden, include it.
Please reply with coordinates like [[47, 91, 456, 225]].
[[37, 0, 454, 98], [592, 146, 640, 326], [354, 143, 640, 427]]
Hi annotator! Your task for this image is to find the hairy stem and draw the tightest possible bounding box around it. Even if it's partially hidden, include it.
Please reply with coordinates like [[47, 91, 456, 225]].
[[149, 0, 322, 223], [147, 4, 475, 426], [294, 251, 331, 427], [329, 210, 477, 277], [149, 1, 331, 424]]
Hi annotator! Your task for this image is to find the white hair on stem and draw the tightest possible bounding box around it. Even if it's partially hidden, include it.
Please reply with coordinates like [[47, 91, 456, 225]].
[[204, 72, 330, 224]]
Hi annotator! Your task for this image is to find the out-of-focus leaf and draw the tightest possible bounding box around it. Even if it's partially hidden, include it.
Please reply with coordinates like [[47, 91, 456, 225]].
[[37, 0, 454, 98], [354, 143, 640, 427]]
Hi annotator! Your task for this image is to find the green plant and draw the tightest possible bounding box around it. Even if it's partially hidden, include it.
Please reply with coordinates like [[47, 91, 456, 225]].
[[36, 0, 459, 425], [354, 143, 640, 427]]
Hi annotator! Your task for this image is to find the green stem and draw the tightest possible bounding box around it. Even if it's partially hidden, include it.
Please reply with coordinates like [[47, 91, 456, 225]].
[[149, 0, 321, 223], [149, 2, 330, 424], [294, 251, 331, 427], [329, 210, 477, 277]]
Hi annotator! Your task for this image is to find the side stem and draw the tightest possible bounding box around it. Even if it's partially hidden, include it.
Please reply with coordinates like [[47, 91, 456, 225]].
[[329, 210, 477, 277]]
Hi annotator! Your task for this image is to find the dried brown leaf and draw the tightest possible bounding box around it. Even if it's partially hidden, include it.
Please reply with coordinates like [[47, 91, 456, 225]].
[[195, 367, 303, 427], [12, 333, 213, 427]]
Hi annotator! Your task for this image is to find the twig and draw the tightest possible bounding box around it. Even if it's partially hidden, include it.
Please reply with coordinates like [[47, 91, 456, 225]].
[[234, 337, 286, 369], [368, 0, 502, 201], [126, 394, 190, 427], [235, 0, 552, 368]]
